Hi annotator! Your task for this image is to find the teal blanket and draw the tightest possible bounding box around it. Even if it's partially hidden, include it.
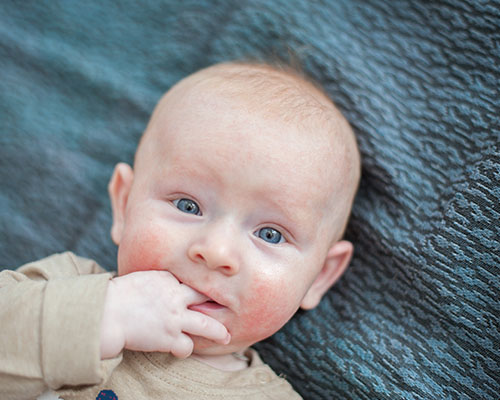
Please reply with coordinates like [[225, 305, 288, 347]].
[[1, 1, 498, 398]]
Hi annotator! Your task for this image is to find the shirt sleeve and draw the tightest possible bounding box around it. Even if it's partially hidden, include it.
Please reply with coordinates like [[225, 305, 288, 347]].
[[0, 252, 122, 400]]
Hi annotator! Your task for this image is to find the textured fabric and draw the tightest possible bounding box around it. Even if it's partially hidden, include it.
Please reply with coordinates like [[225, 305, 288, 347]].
[[0, 1, 498, 399]]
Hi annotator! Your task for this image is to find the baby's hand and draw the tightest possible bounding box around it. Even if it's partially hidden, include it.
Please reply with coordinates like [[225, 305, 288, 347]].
[[99, 270, 230, 360]]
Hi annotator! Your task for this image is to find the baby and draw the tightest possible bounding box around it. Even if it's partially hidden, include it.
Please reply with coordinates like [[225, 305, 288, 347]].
[[0, 62, 360, 399]]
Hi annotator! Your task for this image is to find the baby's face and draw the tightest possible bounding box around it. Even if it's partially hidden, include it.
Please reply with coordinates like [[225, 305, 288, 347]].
[[111, 72, 354, 355]]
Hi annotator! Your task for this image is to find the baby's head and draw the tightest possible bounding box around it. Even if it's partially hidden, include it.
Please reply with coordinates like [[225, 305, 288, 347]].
[[108, 62, 360, 355]]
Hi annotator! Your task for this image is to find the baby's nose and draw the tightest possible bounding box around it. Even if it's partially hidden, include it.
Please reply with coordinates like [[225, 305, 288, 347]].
[[187, 226, 240, 276]]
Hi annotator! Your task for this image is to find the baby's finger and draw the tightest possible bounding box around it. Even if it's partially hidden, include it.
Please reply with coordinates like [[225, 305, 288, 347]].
[[170, 334, 194, 359], [179, 284, 210, 305], [183, 310, 231, 344]]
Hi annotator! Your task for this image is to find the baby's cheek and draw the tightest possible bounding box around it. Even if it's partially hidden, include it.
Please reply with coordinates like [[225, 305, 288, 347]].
[[118, 227, 171, 275], [236, 277, 299, 342]]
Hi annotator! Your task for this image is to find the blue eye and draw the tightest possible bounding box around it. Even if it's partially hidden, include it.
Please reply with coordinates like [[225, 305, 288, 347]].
[[255, 227, 283, 244], [173, 198, 201, 215]]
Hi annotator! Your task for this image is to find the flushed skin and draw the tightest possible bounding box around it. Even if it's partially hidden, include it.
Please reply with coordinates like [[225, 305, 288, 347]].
[[106, 63, 360, 370]]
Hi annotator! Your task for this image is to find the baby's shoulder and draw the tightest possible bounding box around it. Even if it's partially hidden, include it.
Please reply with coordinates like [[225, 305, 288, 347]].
[[17, 251, 112, 278]]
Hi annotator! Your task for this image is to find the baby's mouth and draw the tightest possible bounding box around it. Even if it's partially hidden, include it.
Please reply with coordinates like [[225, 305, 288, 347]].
[[177, 276, 227, 311], [189, 299, 225, 312]]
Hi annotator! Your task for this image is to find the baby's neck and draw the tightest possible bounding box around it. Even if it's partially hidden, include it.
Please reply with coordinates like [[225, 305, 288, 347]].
[[191, 349, 250, 372]]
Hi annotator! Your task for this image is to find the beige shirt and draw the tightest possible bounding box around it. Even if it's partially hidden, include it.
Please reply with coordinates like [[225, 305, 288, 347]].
[[0, 253, 302, 400]]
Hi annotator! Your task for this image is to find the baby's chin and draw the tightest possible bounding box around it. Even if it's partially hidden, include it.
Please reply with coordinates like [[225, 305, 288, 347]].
[[191, 335, 247, 356]]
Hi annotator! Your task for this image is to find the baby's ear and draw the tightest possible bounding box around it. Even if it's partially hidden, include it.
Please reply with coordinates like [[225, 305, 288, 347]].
[[108, 163, 134, 245], [300, 240, 353, 310]]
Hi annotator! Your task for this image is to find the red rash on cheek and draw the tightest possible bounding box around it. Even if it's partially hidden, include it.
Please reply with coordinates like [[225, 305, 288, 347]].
[[118, 229, 170, 275], [235, 276, 299, 344]]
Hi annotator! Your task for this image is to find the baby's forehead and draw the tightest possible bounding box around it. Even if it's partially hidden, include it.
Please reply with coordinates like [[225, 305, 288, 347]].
[[155, 67, 348, 168], [148, 63, 350, 158]]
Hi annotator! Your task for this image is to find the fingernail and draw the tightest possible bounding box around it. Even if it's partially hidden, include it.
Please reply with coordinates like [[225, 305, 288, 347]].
[[224, 333, 231, 344]]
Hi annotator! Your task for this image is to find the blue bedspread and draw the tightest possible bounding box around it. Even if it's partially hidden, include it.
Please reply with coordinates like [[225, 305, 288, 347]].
[[1, 1, 498, 399]]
